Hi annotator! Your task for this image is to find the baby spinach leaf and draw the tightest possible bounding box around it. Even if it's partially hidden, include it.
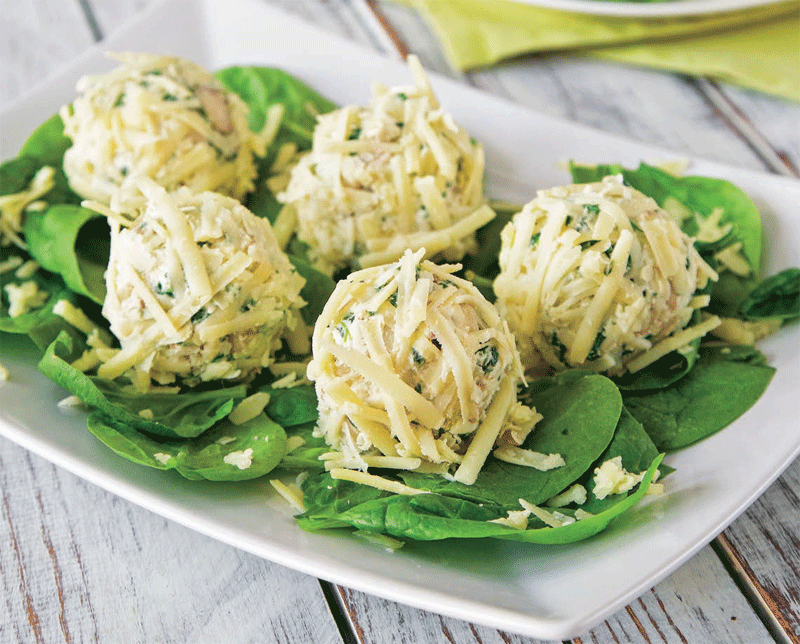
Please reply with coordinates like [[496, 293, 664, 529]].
[[300, 470, 392, 520], [739, 268, 800, 321], [19, 113, 73, 166], [461, 201, 517, 281], [298, 455, 662, 544], [5, 113, 81, 207], [87, 411, 287, 481], [263, 384, 318, 427], [0, 248, 79, 347], [581, 406, 663, 514], [624, 345, 775, 451], [0, 156, 41, 196], [216, 66, 337, 223], [287, 254, 336, 325], [400, 372, 621, 509], [38, 332, 246, 439], [497, 454, 662, 545], [216, 66, 336, 141], [24, 204, 108, 304], [277, 422, 328, 471]]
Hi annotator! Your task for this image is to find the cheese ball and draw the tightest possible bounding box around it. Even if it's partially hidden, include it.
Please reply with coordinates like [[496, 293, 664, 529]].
[[99, 180, 305, 389], [307, 248, 526, 483], [61, 53, 263, 207], [493, 175, 718, 377], [278, 55, 490, 275]]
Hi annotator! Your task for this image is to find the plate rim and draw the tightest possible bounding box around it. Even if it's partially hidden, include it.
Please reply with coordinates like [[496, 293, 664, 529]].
[[509, 0, 790, 18]]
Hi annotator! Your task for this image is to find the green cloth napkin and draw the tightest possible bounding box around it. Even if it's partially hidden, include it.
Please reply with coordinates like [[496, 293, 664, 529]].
[[391, 0, 800, 101]]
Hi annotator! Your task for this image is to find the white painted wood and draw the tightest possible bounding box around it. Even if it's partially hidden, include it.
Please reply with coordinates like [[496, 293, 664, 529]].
[[336, 545, 774, 644], [373, 0, 799, 176], [0, 436, 344, 644], [721, 456, 800, 641]]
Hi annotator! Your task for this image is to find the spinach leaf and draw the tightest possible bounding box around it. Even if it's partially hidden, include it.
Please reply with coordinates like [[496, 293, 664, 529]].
[[216, 66, 336, 140], [298, 455, 662, 544], [0, 246, 80, 348], [263, 384, 318, 427], [624, 345, 775, 451], [38, 332, 246, 439], [277, 422, 328, 471], [261, 384, 328, 470], [19, 113, 73, 166], [581, 406, 663, 514], [299, 469, 393, 526], [461, 201, 518, 281], [7, 113, 81, 207], [287, 254, 336, 325], [88, 411, 287, 481], [400, 372, 621, 509], [216, 66, 337, 223], [739, 268, 800, 321], [24, 204, 108, 304]]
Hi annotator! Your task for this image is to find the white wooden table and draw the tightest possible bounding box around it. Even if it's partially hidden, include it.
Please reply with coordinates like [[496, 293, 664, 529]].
[[2, 1, 798, 642]]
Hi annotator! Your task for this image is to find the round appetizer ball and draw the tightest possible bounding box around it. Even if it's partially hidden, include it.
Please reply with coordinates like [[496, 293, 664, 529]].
[[60, 52, 263, 207], [278, 55, 490, 275], [99, 179, 306, 389], [493, 174, 718, 377], [307, 248, 526, 484]]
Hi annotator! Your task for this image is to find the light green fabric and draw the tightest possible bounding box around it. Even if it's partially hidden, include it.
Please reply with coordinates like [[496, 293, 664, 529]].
[[392, 0, 800, 101]]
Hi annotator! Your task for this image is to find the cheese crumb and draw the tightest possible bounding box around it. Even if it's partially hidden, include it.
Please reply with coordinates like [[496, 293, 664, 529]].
[[57, 395, 87, 414], [4, 281, 48, 317], [224, 448, 254, 470], [547, 483, 588, 507], [154, 453, 172, 464], [593, 456, 645, 500]]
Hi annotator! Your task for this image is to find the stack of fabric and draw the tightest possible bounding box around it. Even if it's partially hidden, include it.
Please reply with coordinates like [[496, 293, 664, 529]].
[[391, 0, 800, 101]]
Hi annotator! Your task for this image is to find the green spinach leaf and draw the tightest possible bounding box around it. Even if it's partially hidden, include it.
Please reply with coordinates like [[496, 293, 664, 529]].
[[216, 66, 337, 223], [38, 332, 246, 439], [24, 204, 108, 304], [400, 372, 621, 509], [739, 268, 800, 321], [88, 410, 287, 481], [624, 345, 775, 450]]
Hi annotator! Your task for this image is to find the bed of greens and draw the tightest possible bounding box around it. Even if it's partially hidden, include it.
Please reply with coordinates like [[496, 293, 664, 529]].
[[1, 64, 797, 547]]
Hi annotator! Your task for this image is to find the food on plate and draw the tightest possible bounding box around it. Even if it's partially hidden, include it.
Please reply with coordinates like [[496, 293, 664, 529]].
[[493, 175, 719, 377], [278, 55, 492, 274], [1, 54, 796, 545], [60, 53, 269, 208], [307, 248, 532, 485], [99, 178, 306, 390]]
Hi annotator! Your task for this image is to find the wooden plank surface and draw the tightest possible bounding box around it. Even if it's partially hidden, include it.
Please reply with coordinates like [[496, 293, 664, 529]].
[[1, 1, 798, 643], [0, 438, 344, 644]]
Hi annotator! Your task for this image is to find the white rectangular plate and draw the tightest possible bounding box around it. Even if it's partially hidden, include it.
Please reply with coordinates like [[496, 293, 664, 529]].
[[1, 0, 798, 639]]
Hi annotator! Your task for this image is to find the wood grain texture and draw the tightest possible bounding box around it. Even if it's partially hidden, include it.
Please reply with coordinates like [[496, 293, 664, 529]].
[[0, 436, 344, 644], [373, 0, 800, 178], [721, 456, 800, 643], [334, 546, 774, 644]]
